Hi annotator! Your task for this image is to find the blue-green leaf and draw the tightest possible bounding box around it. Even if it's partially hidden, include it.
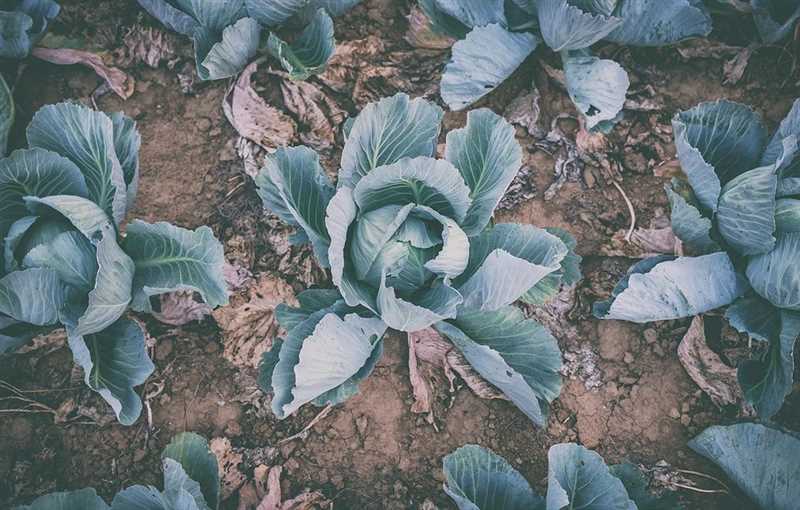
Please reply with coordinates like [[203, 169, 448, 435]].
[[13, 488, 109, 510], [416, 205, 469, 279], [23, 231, 97, 292], [443, 445, 542, 510], [752, 0, 800, 43], [353, 156, 472, 222], [435, 307, 562, 427], [716, 163, 778, 256], [378, 277, 461, 332], [0, 268, 66, 326], [267, 8, 335, 80], [193, 17, 260, 81], [271, 311, 385, 418], [776, 198, 800, 233], [67, 318, 155, 426], [275, 288, 343, 332], [604, 0, 712, 46], [665, 181, 718, 254], [349, 204, 415, 281], [671, 100, 767, 213], [255, 146, 335, 267], [161, 458, 209, 510], [0, 11, 33, 59], [110, 112, 141, 210], [746, 232, 800, 310], [563, 52, 629, 131], [546, 443, 636, 510], [445, 109, 523, 235], [610, 463, 683, 510], [339, 93, 443, 188], [762, 99, 800, 176], [520, 227, 582, 305], [441, 24, 537, 111], [0, 73, 12, 157], [594, 253, 748, 323], [124, 220, 228, 312], [689, 423, 800, 510], [135, 0, 200, 36], [27, 103, 128, 225], [537, 0, 622, 51], [0, 315, 48, 354], [162, 432, 219, 510], [245, 0, 306, 26], [433, 0, 506, 28]]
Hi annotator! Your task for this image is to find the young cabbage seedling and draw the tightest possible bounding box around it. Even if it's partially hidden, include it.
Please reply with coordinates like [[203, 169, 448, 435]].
[[0, 102, 228, 425], [256, 92, 581, 428]]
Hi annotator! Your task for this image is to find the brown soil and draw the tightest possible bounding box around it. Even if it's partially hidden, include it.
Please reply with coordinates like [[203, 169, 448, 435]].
[[2, 1, 799, 509]]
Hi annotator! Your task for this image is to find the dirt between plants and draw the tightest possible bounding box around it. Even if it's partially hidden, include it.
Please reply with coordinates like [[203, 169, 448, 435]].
[[1, 1, 799, 509]]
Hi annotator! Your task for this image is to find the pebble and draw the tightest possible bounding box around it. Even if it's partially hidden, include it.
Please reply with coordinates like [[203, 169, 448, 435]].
[[680, 414, 691, 427], [196, 117, 212, 131], [623, 352, 635, 364], [133, 449, 147, 462], [668, 407, 681, 419], [643, 329, 658, 344], [619, 376, 637, 385], [652, 344, 665, 357]]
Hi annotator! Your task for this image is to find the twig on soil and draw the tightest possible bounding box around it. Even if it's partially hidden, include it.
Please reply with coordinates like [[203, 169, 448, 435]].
[[0, 380, 58, 415], [611, 180, 636, 242], [278, 404, 334, 445], [675, 468, 731, 493]]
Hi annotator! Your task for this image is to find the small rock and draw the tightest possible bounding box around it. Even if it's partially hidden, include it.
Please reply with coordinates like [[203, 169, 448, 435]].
[[668, 407, 681, 419], [205, 341, 219, 354], [619, 376, 638, 385], [643, 329, 658, 344], [356, 415, 369, 438], [218, 139, 237, 161], [133, 449, 147, 462], [196, 117, 212, 131], [623, 352, 635, 364], [681, 402, 690, 413], [680, 414, 691, 426], [285, 458, 300, 472]]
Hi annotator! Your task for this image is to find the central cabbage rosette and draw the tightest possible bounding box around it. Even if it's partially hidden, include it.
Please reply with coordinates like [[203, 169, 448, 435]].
[[326, 156, 471, 332]]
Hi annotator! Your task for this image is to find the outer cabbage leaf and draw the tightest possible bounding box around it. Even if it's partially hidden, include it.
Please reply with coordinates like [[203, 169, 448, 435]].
[[445, 109, 523, 235], [716, 163, 778, 256], [604, 0, 712, 46], [594, 253, 748, 323], [537, 0, 622, 51], [762, 98, 800, 175], [161, 432, 220, 510], [352, 156, 472, 223], [546, 443, 636, 510], [0, 147, 88, 272], [609, 463, 682, 510], [23, 231, 97, 292], [443, 445, 542, 510], [274, 288, 342, 331], [726, 297, 799, 418], [456, 224, 569, 311], [417, 0, 469, 40], [124, 220, 228, 313], [752, 0, 800, 43], [377, 277, 462, 332], [441, 24, 537, 111], [27, 103, 128, 225], [135, 0, 199, 35], [435, 307, 562, 427], [255, 146, 335, 267], [665, 181, 718, 254], [520, 227, 582, 305], [267, 8, 335, 80], [339, 93, 443, 189], [563, 52, 629, 131], [0, 73, 12, 157], [193, 17, 260, 81], [110, 112, 141, 209], [245, 0, 306, 26], [271, 311, 386, 418], [433, 0, 506, 28], [161, 458, 209, 510], [776, 199, 800, 233], [689, 423, 800, 510], [0, 1, 58, 59], [671, 100, 767, 212], [12, 488, 109, 510], [0, 268, 66, 326], [746, 233, 800, 310], [67, 318, 154, 426], [0, 315, 48, 354], [26, 195, 134, 336]]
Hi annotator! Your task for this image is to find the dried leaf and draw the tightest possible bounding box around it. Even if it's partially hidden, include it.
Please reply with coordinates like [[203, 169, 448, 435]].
[[152, 290, 213, 326], [676, 40, 741, 60], [31, 47, 135, 99], [118, 25, 179, 68], [212, 274, 296, 369], [223, 61, 296, 150], [678, 316, 742, 408], [211, 437, 247, 500], [504, 87, 544, 138], [723, 45, 754, 86], [407, 332, 434, 420], [255, 465, 329, 510], [405, 5, 455, 50], [278, 77, 345, 151]]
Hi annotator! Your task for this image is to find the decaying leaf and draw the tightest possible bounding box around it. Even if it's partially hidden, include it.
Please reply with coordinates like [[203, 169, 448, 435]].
[[152, 290, 213, 326], [405, 5, 456, 50], [601, 211, 682, 258], [212, 273, 297, 369], [117, 24, 180, 69], [223, 61, 296, 151], [318, 36, 385, 94], [678, 316, 743, 408], [31, 47, 135, 99], [504, 87, 544, 138], [412, 327, 506, 401], [250, 464, 329, 510], [278, 77, 345, 151], [407, 332, 434, 421], [211, 437, 247, 500], [723, 45, 754, 85]]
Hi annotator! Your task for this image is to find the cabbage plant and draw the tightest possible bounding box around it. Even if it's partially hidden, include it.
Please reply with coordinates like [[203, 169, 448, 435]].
[[595, 98, 800, 419], [443, 443, 680, 510], [136, 0, 358, 81], [417, 0, 712, 131], [689, 423, 800, 510], [13, 432, 221, 510], [256, 92, 580, 427], [0, 102, 228, 425], [0, 0, 60, 59]]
